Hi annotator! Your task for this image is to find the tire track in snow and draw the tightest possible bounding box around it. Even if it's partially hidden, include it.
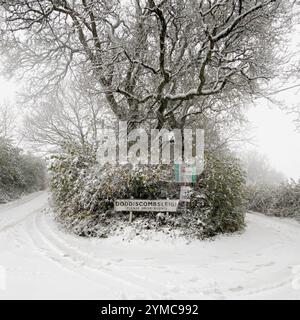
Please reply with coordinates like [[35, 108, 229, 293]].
[[28, 212, 163, 299], [1, 192, 300, 299], [25, 213, 127, 298], [38, 213, 228, 299], [36, 212, 173, 296], [248, 212, 300, 243], [242, 277, 294, 298], [0, 191, 46, 213], [219, 213, 300, 298], [36, 211, 300, 299], [0, 192, 48, 233], [0, 207, 46, 233]]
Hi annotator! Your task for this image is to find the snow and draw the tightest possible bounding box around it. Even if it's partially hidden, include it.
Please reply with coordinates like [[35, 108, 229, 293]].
[[0, 191, 300, 300]]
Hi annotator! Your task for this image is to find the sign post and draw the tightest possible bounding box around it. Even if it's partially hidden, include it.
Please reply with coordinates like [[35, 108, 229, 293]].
[[180, 186, 192, 202], [175, 164, 198, 214]]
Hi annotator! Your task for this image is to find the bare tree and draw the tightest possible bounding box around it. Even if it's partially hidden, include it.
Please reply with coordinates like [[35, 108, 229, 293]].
[[0, 0, 289, 130], [241, 150, 285, 185], [23, 83, 113, 149], [0, 101, 15, 139], [291, 106, 300, 131]]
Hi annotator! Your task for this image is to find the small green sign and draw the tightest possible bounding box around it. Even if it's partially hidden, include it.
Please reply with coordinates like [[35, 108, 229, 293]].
[[175, 164, 197, 183]]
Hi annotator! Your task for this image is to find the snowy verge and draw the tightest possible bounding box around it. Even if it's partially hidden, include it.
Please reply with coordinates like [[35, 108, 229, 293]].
[[0, 192, 300, 299]]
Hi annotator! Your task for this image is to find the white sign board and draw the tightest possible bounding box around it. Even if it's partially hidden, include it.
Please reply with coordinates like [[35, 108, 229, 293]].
[[180, 186, 192, 202], [115, 199, 179, 212]]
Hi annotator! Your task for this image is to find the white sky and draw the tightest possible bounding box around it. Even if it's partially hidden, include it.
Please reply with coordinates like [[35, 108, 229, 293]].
[[246, 96, 300, 181], [0, 76, 17, 100]]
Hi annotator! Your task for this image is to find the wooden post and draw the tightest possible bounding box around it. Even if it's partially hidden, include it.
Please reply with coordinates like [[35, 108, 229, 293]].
[[184, 181, 187, 215], [129, 196, 134, 223]]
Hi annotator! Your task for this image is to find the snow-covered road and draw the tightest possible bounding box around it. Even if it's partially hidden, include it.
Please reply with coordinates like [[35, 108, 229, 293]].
[[0, 191, 299, 300]]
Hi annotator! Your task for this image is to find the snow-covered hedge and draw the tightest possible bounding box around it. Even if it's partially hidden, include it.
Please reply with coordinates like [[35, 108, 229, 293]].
[[0, 138, 47, 203], [49, 145, 246, 239], [189, 153, 246, 237], [246, 181, 300, 220]]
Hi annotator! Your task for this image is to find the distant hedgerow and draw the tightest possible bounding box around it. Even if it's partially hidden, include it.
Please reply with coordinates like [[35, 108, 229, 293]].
[[0, 137, 47, 203]]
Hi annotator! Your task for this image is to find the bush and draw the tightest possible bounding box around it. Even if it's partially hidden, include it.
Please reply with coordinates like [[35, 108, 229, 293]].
[[245, 183, 276, 214], [189, 153, 246, 237], [49, 144, 96, 210], [0, 137, 47, 203], [245, 180, 300, 221], [49, 145, 246, 239]]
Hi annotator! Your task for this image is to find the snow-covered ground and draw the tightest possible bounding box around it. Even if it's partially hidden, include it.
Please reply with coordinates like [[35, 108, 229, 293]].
[[0, 191, 299, 300]]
